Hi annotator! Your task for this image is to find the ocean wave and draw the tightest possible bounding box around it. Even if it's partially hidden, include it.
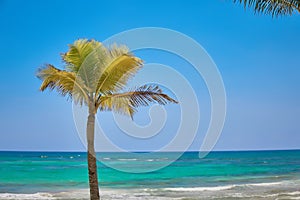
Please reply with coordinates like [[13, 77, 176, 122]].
[[287, 192, 300, 196], [0, 192, 55, 200], [163, 185, 234, 192], [99, 157, 170, 162], [244, 181, 284, 187], [1, 188, 299, 200], [226, 191, 300, 199], [162, 180, 297, 192], [117, 158, 138, 161]]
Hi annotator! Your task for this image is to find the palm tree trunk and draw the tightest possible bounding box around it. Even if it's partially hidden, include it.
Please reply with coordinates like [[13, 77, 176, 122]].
[[87, 107, 100, 200]]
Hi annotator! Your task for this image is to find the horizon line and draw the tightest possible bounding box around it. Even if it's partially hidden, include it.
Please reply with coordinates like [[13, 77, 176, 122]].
[[0, 148, 299, 153]]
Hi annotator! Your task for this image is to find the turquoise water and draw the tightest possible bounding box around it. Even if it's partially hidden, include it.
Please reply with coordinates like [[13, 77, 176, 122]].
[[0, 150, 300, 199]]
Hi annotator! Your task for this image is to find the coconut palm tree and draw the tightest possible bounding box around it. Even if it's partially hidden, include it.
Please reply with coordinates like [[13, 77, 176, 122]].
[[37, 39, 177, 200], [234, 0, 300, 17]]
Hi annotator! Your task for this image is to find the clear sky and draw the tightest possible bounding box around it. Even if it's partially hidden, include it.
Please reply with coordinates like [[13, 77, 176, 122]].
[[0, 0, 299, 151]]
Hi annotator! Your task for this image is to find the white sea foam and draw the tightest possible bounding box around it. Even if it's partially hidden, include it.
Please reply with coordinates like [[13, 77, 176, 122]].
[[1, 188, 300, 200], [117, 158, 137, 161], [245, 181, 283, 187], [162, 180, 298, 192], [1, 181, 299, 200], [287, 191, 300, 196], [163, 185, 235, 192], [286, 197, 300, 200], [248, 191, 300, 199], [40, 155, 47, 158], [0, 192, 55, 200]]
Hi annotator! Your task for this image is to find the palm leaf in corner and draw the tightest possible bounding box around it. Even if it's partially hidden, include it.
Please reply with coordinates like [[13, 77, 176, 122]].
[[234, 0, 300, 17]]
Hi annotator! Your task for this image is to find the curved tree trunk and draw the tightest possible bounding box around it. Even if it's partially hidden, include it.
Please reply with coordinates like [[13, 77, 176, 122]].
[[87, 107, 100, 200]]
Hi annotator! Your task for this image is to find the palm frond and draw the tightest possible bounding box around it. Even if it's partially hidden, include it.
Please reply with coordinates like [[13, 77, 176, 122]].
[[37, 64, 89, 104], [95, 44, 143, 97], [97, 84, 178, 118], [75, 45, 110, 91], [62, 39, 102, 72], [234, 0, 300, 17]]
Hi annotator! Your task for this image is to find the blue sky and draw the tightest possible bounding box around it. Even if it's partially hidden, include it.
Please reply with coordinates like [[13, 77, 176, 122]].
[[0, 0, 299, 151]]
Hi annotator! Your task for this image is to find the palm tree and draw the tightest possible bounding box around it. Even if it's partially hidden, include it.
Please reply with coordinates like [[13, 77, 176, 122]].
[[233, 0, 300, 17], [37, 39, 177, 200]]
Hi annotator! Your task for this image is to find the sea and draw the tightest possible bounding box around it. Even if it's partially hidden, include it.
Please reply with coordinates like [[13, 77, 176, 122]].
[[0, 150, 299, 200]]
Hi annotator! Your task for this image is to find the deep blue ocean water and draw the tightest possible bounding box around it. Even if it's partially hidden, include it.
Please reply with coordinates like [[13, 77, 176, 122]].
[[0, 150, 299, 199]]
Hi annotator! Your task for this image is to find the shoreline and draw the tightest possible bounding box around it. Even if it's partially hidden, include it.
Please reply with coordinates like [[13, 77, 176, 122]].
[[1, 180, 300, 200]]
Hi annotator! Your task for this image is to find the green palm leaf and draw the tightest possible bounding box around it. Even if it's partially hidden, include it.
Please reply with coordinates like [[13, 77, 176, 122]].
[[97, 84, 178, 117], [76, 45, 110, 91], [62, 39, 102, 72], [37, 39, 177, 114], [37, 64, 89, 104], [95, 44, 143, 97], [234, 0, 300, 17]]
